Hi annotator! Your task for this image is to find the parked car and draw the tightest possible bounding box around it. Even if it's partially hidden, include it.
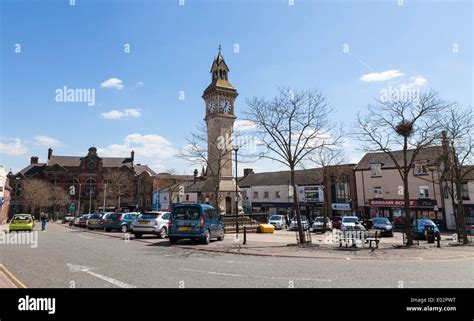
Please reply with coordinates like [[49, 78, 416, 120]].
[[371, 217, 394, 237], [78, 214, 92, 228], [268, 215, 287, 230], [103, 212, 138, 233], [340, 216, 365, 231], [168, 204, 225, 245], [289, 216, 309, 231], [99, 212, 114, 228], [132, 211, 170, 238], [62, 214, 75, 224], [9, 214, 35, 232], [86, 213, 104, 230], [331, 216, 342, 229], [411, 218, 440, 239], [312, 216, 332, 233]]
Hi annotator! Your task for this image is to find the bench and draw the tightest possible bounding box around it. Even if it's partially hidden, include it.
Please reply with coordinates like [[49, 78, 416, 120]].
[[338, 230, 380, 249]]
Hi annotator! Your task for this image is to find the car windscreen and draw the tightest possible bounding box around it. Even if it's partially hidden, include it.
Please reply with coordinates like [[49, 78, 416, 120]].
[[172, 206, 201, 220], [414, 219, 434, 226], [13, 215, 30, 220], [139, 214, 159, 220], [373, 218, 389, 224], [342, 217, 358, 223], [90, 214, 102, 219], [269, 215, 282, 220], [315, 217, 326, 222]]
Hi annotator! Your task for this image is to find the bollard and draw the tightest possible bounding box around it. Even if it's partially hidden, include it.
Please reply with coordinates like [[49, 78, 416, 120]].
[[243, 226, 247, 245], [437, 234, 441, 248]]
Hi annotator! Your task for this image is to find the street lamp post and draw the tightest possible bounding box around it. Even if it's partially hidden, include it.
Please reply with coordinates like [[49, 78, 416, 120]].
[[103, 183, 107, 213], [14, 177, 20, 215], [233, 146, 239, 235]]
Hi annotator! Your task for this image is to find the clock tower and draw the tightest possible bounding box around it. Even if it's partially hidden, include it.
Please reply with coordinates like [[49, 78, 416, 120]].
[[202, 50, 241, 215]]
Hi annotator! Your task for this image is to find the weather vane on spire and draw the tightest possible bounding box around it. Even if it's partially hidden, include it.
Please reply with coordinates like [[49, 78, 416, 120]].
[[218, 44, 222, 53]]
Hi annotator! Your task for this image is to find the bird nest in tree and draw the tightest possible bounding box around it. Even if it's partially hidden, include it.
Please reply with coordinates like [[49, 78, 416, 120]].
[[395, 120, 414, 137]]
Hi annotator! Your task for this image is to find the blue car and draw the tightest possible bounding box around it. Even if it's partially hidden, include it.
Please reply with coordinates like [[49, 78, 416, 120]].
[[411, 218, 440, 239], [168, 204, 225, 245]]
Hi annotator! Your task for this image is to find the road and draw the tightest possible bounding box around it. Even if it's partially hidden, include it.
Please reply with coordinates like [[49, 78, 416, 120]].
[[0, 224, 472, 288]]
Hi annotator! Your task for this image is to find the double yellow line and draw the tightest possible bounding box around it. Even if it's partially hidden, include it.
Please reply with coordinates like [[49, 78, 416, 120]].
[[0, 263, 27, 288]]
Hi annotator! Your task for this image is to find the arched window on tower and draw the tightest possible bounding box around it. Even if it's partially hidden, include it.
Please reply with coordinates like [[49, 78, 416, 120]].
[[219, 69, 223, 79], [223, 70, 227, 80], [69, 178, 80, 196]]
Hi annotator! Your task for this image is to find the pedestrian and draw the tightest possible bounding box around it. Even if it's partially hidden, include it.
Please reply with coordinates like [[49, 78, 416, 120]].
[[41, 212, 48, 231]]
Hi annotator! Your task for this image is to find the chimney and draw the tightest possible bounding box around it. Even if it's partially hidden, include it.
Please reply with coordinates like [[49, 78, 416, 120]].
[[47, 148, 53, 160], [193, 169, 198, 182], [131, 150, 135, 165], [30, 156, 39, 164], [243, 168, 254, 177]]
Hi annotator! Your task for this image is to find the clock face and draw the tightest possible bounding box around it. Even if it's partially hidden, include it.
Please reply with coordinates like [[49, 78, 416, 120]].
[[219, 99, 231, 113], [207, 100, 216, 113], [87, 161, 96, 170]]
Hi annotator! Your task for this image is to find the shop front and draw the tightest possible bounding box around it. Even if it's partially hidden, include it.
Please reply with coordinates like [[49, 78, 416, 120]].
[[367, 199, 445, 229], [331, 203, 352, 217]]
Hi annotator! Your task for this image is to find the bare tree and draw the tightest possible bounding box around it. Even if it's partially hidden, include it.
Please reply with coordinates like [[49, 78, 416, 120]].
[[49, 184, 70, 220], [245, 88, 338, 244], [357, 90, 444, 246], [104, 169, 133, 210], [439, 104, 474, 244], [179, 122, 233, 212], [309, 147, 348, 231], [154, 170, 184, 211], [21, 179, 50, 219]]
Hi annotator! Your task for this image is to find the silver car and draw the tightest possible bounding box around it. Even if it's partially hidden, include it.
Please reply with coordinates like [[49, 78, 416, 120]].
[[268, 214, 287, 230], [312, 216, 333, 232], [289, 216, 309, 231], [132, 211, 170, 239]]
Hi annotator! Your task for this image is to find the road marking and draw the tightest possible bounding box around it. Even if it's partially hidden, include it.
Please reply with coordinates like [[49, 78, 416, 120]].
[[179, 268, 331, 282], [0, 264, 27, 288], [67, 263, 135, 288], [77, 234, 92, 239]]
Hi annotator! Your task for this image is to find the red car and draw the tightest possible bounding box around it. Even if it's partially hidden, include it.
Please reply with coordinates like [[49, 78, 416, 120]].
[[331, 216, 342, 229]]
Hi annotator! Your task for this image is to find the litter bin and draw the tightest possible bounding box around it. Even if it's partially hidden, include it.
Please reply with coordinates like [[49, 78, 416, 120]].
[[426, 226, 435, 243]]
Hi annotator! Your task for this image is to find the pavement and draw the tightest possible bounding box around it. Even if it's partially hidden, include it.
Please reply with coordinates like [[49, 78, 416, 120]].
[[0, 223, 472, 288], [54, 222, 474, 261]]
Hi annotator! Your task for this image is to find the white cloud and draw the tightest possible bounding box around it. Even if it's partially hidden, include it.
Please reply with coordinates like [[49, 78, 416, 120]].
[[234, 120, 257, 132], [399, 76, 427, 91], [360, 70, 405, 82], [33, 135, 63, 147], [136, 81, 143, 87], [100, 108, 142, 120], [100, 78, 124, 90], [98, 134, 179, 171], [0, 142, 28, 156]]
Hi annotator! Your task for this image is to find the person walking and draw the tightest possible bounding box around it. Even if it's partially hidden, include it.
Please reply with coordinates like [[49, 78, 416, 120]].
[[41, 212, 48, 231]]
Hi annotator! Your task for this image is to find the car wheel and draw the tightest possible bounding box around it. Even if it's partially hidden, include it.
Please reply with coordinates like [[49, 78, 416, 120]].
[[134, 233, 142, 239], [217, 229, 225, 241], [158, 227, 167, 239], [169, 237, 178, 244], [201, 230, 211, 244], [121, 225, 128, 233], [105, 228, 111, 232]]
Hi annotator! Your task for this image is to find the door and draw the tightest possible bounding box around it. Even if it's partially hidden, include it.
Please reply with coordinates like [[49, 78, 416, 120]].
[[225, 197, 232, 214]]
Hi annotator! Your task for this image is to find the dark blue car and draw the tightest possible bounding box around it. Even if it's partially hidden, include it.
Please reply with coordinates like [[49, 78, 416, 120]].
[[168, 204, 225, 245], [411, 218, 440, 239]]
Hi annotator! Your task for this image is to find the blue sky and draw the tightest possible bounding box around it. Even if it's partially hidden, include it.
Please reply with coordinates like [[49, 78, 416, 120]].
[[1, 0, 472, 174]]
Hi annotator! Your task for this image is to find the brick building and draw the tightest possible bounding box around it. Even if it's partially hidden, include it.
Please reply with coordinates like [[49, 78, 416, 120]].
[[8, 147, 155, 218]]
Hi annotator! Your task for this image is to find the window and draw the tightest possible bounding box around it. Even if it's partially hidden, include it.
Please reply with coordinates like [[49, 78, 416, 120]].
[[414, 160, 429, 176], [185, 195, 190, 201], [69, 178, 80, 196], [370, 164, 382, 177], [335, 181, 350, 203], [461, 183, 470, 200], [51, 178, 60, 186], [275, 191, 281, 198], [263, 191, 269, 198], [419, 186, 429, 198], [0, 186, 3, 192], [85, 178, 96, 195], [373, 187, 383, 198], [253, 191, 258, 199]]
